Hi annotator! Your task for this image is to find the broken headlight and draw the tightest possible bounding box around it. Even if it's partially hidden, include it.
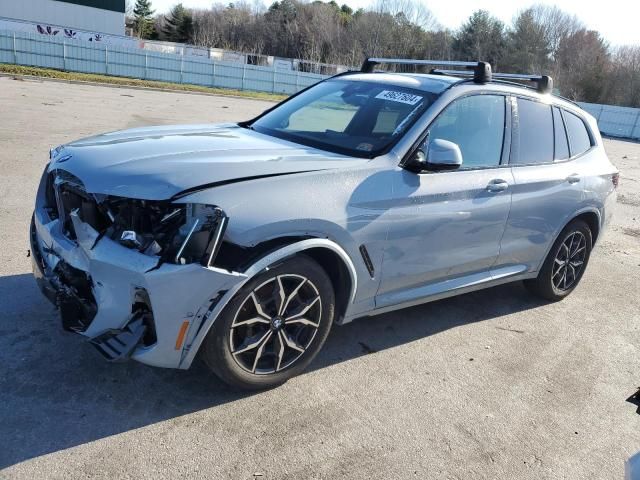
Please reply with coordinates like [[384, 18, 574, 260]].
[[170, 203, 228, 266], [94, 199, 227, 266]]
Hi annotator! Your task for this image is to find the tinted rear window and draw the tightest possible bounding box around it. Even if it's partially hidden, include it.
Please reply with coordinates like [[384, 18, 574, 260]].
[[514, 98, 554, 165], [553, 107, 570, 160], [564, 110, 592, 156]]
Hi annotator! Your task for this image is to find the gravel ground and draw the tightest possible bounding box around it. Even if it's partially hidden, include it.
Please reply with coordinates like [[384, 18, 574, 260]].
[[0, 76, 638, 480]]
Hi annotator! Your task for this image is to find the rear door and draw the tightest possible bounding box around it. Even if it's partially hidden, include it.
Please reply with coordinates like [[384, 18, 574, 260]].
[[495, 97, 586, 273], [376, 93, 514, 309]]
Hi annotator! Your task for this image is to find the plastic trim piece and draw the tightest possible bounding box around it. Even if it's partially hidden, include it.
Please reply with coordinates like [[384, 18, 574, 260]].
[[359, 244, 375, 278]]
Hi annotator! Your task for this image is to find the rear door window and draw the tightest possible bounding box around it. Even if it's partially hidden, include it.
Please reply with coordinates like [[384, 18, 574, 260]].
[[553, 107, 570, 161], [513, 97, 554, 165], [563, 110, 592, 156]]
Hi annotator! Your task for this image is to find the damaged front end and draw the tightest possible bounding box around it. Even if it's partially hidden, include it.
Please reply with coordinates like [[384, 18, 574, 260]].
[[31, 167, 242, 368], [46, 169, 229, 268]]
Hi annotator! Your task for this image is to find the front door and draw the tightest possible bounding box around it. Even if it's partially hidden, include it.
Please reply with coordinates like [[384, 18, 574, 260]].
[[376, 93, 513, 309]]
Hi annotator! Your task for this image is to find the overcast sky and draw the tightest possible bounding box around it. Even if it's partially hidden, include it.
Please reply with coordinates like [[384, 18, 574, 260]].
[[149, 0, 639, 46]]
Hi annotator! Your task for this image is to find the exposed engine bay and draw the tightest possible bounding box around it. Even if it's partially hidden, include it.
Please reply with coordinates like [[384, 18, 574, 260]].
[[45, 170, 228, 267]]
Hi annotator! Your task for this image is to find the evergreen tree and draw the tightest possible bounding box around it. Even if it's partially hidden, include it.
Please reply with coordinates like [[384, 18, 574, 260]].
[[163, 4, 193, 43], [504, 8, 551, 73], [453, 10, 507, 70], [134, 0, 155, 39]]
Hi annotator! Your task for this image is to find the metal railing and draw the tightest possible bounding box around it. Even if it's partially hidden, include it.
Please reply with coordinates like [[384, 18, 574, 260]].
[[0, 29, 326, 95], [578, 102, 640, 141]]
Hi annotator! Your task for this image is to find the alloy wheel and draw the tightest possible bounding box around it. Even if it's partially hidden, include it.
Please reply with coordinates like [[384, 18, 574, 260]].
[[552, 231, 587, 292], [229, 274, 322, 375]]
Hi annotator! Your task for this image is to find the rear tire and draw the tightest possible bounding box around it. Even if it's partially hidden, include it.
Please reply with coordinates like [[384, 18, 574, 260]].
[[202, 255, 335, 390], [524, 219, 592, 301]]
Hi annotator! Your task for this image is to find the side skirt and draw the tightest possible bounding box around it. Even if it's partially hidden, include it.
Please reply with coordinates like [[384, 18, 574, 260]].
[[343, 265, 536, 323]]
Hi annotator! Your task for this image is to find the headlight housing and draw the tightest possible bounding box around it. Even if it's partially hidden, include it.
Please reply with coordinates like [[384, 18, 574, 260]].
[[80, 197, 227, 266], [171, 203, 228, 266]]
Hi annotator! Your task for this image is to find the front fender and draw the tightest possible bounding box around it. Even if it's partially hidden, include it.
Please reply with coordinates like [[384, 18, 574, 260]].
[[174, 165, 394, 311]]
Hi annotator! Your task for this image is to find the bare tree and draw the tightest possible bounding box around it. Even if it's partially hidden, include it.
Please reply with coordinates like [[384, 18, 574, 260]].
[[529, 4, 583, 60], [605, 45, 640, 107], [556, 29, 610, 101]]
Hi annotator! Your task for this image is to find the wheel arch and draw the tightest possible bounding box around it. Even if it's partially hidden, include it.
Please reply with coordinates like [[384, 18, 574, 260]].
[[180, 238, 358, 369], [573, 210, 601, 244], [302, 247, 354, 325], [535, 207, 601, 273]]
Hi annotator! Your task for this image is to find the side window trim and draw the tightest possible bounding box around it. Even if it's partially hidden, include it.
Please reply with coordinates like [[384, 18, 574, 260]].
[[507, 95, 518, 165], [501, 95, 513, 166], [401, 92, 510, 172], [560, 108, 575, 157], [552, 106, 570, 162]]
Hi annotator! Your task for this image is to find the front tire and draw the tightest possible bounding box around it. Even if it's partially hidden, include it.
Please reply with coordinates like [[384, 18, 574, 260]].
[[524, 219, 593, 301], [202, 255, 335, 390]]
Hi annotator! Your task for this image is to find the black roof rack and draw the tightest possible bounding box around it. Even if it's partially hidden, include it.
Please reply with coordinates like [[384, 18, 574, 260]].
[[361, 58, 492, 84], [432, 69, 553, 94], [360, 57, 553, 94]]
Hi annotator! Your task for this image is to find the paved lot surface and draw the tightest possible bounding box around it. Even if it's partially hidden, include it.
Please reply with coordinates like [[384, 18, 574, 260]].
[[0, 77, 639, 479]]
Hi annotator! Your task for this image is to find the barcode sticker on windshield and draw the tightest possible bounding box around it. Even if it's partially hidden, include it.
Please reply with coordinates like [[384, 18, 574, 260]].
[[375, 90, 423, 105]]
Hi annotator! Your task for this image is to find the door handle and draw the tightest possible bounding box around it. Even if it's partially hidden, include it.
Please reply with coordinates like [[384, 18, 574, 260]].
[[486, 179, 509, 193], [566, 174, 581, 184]]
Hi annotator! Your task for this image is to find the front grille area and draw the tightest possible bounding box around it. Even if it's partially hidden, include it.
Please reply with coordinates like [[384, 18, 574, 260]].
[[46, 170, 111, 240]]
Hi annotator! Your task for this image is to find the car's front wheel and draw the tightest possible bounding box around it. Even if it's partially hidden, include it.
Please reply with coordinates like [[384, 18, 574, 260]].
[[524, 219, 593, 301], [202, 255, 335, 390]]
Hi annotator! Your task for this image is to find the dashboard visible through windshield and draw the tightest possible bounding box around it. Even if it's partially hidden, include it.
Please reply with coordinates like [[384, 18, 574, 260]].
[[248, 79, 438, 158]]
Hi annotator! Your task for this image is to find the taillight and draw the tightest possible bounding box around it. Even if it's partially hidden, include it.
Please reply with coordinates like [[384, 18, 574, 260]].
[[612, 172, 620, 189]]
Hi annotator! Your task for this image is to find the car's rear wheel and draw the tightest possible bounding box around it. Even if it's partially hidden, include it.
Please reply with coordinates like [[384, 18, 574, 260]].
[[524, 219, 592, 301], [202, 255, 335, 390]]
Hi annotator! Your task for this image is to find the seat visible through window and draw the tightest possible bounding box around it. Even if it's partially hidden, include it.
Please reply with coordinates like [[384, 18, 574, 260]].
[[428, 95, 506, 168]]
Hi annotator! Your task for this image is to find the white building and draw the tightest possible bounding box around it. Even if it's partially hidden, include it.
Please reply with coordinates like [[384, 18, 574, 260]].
[[0, 0, 125, 36]]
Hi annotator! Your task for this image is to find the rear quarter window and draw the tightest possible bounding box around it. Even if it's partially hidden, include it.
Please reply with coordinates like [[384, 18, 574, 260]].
[[513, 97, 554, 165], [563, 110, 593, 156]]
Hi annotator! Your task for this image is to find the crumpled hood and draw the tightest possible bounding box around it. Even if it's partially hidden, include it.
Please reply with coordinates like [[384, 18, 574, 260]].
[[49, 123, 365, 200]]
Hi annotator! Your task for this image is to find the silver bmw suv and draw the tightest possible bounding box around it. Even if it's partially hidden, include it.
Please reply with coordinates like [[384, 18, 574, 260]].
[[31, 58, 618, 389]]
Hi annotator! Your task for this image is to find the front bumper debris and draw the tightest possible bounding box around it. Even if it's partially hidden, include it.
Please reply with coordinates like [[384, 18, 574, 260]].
[[31, 170, 246, 369], [30, 216, 97, 332], [89, 315, 147, 362]]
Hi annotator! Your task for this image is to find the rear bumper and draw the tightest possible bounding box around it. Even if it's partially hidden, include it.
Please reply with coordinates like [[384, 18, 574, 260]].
[[31, 195, 245, 369]]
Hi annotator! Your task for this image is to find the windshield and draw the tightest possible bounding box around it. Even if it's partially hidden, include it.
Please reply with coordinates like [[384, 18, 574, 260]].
[[249, 79, 437, 158]]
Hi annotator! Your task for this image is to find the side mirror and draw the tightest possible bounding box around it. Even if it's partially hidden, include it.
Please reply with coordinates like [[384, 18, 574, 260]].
[[405, 138, 463, 173], [425, 138, 463, 171]]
